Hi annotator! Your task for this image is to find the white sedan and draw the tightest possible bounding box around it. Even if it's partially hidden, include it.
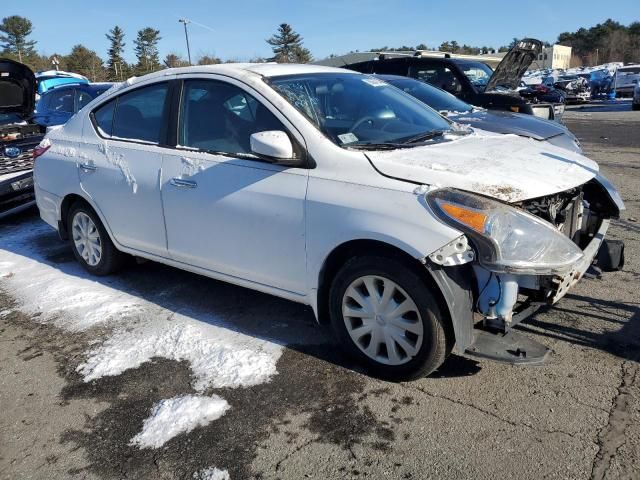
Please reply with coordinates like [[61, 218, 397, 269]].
[[34, 64, 624, 380]]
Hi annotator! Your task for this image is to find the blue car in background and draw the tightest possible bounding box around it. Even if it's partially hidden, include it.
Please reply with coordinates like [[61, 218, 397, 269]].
[[35, 70, 89, 98], [34, 82, 113, 127]]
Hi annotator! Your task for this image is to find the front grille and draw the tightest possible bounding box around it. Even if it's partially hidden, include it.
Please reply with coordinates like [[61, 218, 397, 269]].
[[0, 149, 35, 175]]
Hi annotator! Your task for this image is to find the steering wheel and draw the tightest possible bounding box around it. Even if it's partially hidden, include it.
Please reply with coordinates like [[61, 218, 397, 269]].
[[349, 116, 378, 134]]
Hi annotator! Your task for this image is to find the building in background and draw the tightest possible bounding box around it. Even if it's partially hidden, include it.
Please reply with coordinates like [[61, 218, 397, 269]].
[[533, 45, 572, 70]]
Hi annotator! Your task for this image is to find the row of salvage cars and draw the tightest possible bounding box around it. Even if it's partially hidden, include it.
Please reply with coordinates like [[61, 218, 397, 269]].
[[1, 38, 628, 379]]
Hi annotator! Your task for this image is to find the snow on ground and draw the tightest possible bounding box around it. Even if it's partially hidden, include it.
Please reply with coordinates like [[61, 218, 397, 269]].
[[193, 467, 231, 480], [130, 394, 230, 449], [0, 218, 283, 449]]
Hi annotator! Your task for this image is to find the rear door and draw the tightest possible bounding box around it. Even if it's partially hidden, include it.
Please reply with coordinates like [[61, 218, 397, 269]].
[[79, 81, 172, 256], [160, 76, 309, 294]]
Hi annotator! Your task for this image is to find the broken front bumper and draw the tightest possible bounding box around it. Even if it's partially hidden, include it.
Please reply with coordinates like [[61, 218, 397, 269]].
[[550, 219, 609, 303]]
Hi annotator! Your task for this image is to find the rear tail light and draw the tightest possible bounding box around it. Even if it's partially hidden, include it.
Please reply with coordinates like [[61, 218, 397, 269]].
[[33, 139, 51, 160]]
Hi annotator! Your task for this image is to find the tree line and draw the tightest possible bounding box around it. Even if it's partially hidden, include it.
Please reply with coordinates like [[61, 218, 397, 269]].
[[0, 16, 312, 81], [558, 19, 640, 65]]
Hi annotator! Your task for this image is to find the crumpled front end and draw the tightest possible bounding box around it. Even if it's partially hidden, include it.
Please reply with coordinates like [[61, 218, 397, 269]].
[[424, 174, 624, 365]]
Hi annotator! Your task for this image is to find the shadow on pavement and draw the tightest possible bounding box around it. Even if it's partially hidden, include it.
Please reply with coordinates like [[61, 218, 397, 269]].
[[0, 208, 482, 380]]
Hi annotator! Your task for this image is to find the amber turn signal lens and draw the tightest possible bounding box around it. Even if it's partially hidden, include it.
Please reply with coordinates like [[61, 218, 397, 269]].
[[441, 203, 488, 233], [510, 106, 520, 113]]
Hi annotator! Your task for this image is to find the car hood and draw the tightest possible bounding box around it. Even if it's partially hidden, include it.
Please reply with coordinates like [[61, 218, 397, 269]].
[[0, 59, 36, 117], [447, 109, 567, 141], [365, 131, 598, 203], [485, 39, 542, 92]]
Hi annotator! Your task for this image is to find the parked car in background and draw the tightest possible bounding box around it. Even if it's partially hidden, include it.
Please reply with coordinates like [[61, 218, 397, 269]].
[[35, 64, 624, 380], [340, 39, 565, 122], [553, 75, 590, 103], [614, 64, 640, 97], [34, 82, 113, 127], [378, 75, 581, 152], [0, 59, 45, 218], [35, 70, 89, 101], [633, 81, 640, 110]]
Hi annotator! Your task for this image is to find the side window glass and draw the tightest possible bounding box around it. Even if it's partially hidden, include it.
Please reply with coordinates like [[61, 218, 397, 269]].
[[77, 90, 94, 110], [49, 89, 74, 113], [112, 83, 169, 143], [179, 79, 285, 155], [93, 99, 115, 136]]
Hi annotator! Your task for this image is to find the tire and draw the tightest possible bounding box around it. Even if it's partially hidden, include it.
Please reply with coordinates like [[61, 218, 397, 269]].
[[67, 202, 126, 276], [633, 103, 640, 111], [329, 255, 453, 381]]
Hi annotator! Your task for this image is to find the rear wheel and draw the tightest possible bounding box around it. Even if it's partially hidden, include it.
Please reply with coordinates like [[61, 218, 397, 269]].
[[633, 103, 640, 111], [329, 255, 452, 381], [68, 202, 126, 276]]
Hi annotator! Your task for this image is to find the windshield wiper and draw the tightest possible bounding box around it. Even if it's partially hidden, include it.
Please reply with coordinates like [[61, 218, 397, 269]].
[[402, 129, 446, 144], [347, 142, 410, 151]]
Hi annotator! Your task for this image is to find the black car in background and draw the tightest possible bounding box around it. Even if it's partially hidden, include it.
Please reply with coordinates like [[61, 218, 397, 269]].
[[342, 39, 564, 122], [0, 59, 45, 218]]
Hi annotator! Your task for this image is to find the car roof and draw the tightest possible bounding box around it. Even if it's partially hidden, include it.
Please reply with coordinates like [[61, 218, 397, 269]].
[[116, 63, 355, 87], [41, 82, 112, 94]]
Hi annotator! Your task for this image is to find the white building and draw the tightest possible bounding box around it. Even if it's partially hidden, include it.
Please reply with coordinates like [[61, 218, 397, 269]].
[[533, 44, 572, 70]]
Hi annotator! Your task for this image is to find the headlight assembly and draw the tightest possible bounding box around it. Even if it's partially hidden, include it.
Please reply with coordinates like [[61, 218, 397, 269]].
[[426, 188, 584, 275]]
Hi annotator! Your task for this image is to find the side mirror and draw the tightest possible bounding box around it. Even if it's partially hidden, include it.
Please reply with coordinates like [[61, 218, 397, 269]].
[[250, 131, 298, 166]]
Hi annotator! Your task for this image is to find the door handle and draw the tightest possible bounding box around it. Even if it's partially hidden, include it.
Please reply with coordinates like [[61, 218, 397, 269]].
[[79, 163, 97, 171], [170, 178, 197, 188]]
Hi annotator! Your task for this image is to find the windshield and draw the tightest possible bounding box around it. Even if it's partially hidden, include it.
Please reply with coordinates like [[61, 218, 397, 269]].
[[268, 73, 451, 147], [384, 77, 472, 113], [460, 62, 494, 90]]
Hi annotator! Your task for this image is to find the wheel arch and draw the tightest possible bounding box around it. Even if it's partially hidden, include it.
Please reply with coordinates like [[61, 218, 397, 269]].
[[315, 238, 475, 354], [58, 192, 117, 247]]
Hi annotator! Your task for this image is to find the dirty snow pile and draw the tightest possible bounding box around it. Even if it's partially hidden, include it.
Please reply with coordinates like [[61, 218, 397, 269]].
[[193, 467, 231, 480], [130, 395, 230, 449], [0, 219, 283, 458]]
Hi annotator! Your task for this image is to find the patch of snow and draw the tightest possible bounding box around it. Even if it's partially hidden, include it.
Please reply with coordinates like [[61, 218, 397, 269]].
[[181, 156, 205, 176], [78, 320, 281, 389], [0, 217, 282, 386], [0, 309, 13, 317], [193, 467, 231, 480], [130, 394, 230, 449], [99, 142, 138, 193]]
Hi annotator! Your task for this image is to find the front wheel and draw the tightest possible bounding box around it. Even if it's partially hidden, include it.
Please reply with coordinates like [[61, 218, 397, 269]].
[[68, 202, 126, 276], [329, 256, 452, 381]]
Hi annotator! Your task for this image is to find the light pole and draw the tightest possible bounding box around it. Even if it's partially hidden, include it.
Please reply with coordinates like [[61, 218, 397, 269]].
[[179, 18, 192, 65]]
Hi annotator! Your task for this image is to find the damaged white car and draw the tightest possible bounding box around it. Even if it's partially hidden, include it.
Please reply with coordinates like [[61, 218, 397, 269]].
[[34, 64, 625, 380]]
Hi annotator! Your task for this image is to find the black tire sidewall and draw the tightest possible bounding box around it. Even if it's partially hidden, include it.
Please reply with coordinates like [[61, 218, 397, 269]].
[[67, 203, 123, 276], [329, 256, 450, 381]]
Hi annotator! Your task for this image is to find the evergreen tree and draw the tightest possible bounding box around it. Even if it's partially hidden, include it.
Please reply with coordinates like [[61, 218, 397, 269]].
[[64, 44, 107, 81], [266, 23, 312, 63], [134, 27, 162, 75], [0, 15, 37, 63], [106, 26, 128, 81]]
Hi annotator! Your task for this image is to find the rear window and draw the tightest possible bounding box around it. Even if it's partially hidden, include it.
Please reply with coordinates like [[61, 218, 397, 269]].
[[92, 83, 169, 143], [93, 100, 115, 136]]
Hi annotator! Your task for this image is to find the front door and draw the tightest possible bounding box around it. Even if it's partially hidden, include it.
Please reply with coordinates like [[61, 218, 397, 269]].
[[161, 78, 308, 294]]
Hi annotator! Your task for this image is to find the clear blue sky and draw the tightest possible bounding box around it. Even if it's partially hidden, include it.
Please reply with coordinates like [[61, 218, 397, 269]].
[[7, 0, 640, 63]]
